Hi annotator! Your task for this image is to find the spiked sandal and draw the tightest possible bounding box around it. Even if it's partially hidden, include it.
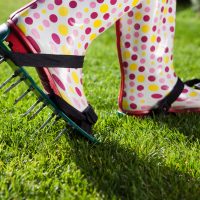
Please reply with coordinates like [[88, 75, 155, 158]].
[[116, 0, 200, 116], [0, 23, 98, 143]]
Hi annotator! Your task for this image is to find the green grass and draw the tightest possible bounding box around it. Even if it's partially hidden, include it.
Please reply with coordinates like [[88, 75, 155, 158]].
[[0, 1, 200, 199]]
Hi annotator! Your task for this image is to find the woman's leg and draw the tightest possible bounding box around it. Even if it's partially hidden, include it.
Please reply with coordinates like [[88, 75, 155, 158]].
[[116, 0, 200, 115], [10, 0, 141, 112]]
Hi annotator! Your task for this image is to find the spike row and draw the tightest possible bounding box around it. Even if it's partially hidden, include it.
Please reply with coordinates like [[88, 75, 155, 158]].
[[0, 48, 98, 143]]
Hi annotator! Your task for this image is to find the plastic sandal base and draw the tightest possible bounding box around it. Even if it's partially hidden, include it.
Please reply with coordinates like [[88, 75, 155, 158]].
[[0, 24, 99, 144]]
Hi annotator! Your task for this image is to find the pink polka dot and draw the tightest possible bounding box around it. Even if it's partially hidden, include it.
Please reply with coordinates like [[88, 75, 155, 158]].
[[31, 29, 40, 39], [54, 0, 62, 6], [52, 74, 65, 90], [27, 36, 41, 52], [138, 93, 144, 98], [76, 12, 82, 18], [43, 20, 50, 27], [25, 17, 33, 25], [110, 0, 117, 5], [129, 96, 135, 101], [48, 3, 54, 10], [126, 34, 131, 40], [84, 18, 90, 24], [111, 8, 117, 14], [130, 103, 137, 109], [129, 81, 135, 87], [159, 78, 165, 84], [69, 1, 77, 8], [90, 2, 96, 8], [50, 14, 58, 23], [52, 33, 60, 44], [33, 13, 40, 19], [73, 97, 81, 109], [67, 76, 72, 83], [68, 17, 75, 26], [73, 30, 78, 37], [66, 36, 74, 46], [75, 87, 82, 97], [149, 68, 155, 73], [152, 94, 163, 99]]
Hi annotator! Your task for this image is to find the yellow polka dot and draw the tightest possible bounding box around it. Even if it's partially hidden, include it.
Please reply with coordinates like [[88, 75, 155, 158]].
[[72, 71, 79, 84], [149, 85, 159, 92], [168, 16, 175, 23], [130, 88, 135, 93], [163, 7, 168, 14], [141, 25, 150, 33], [189, 91, 198, 97], [134, 40, 139, 45], [137, 75, 145, 83], [118, 3, 122, 8], [100, 4, 109, 13], [38, 25, 44, 31], [58, 24, 68, 36], [132, 0, 139, 7], [90, 33, 97, 41], [122, 100, 129, 109], [41, 9, 47, 14], [123, 51, 131, 59], [140, 99, 145, 104], [84, 8, 89, 12], [130, 63, 137, 71], [142, 51, 146, 57], [60, 91, 72, 106], [151, 35, 156, 43], [61, 45, 71, 54], [164, 56, 169, 64], [135, 11, 142, 21], [80, 25, 84, 30], [78, 43, 82, 48], [21, 10, 29, 17], [93, 20, 102, 28], [58, 6, 68, 16], [69, 86, 75, 94], [18, 23, 27, 34]]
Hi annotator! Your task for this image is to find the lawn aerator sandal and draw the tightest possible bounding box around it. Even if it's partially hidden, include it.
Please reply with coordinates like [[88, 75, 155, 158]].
[[116, 0, 200, 116], [0, 0, 142, 142], [0, 23, 98, 143]]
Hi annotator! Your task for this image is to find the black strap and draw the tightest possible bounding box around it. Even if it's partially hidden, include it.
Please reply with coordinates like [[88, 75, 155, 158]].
[[0, 45, 84, 68], [150, 78, 184, 115], [49, 94, 98, 134], [184, 79, 200, 89]]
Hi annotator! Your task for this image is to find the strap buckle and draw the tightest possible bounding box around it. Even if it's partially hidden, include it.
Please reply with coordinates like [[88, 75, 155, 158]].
[[194, 83, 200, 90]]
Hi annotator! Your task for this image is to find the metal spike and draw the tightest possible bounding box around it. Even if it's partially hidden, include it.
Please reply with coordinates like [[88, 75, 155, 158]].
[[38, 113, 56, 130], [51, 115, 61, 127], [14, 86, 34, 105], [28, 103, 47, 120], [21, 97, 43, 117], [54, 127, 67, 142], [0, 55, 5, 64], [4, 77, 26, 94], [0, 70, 20, 89]]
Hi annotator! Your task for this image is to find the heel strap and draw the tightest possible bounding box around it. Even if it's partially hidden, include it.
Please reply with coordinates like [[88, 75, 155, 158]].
[[150, 78, 184, 115], [49, 94, 98, 134]]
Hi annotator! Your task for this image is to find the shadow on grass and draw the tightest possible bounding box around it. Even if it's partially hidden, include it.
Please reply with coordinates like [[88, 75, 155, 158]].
[[68, 139, 200, 200], [151, 113, 200, 142], [177, 0, 191, 12]]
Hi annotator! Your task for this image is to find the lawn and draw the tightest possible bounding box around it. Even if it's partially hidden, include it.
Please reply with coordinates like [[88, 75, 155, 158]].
[[0, 1, 200, 199]]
